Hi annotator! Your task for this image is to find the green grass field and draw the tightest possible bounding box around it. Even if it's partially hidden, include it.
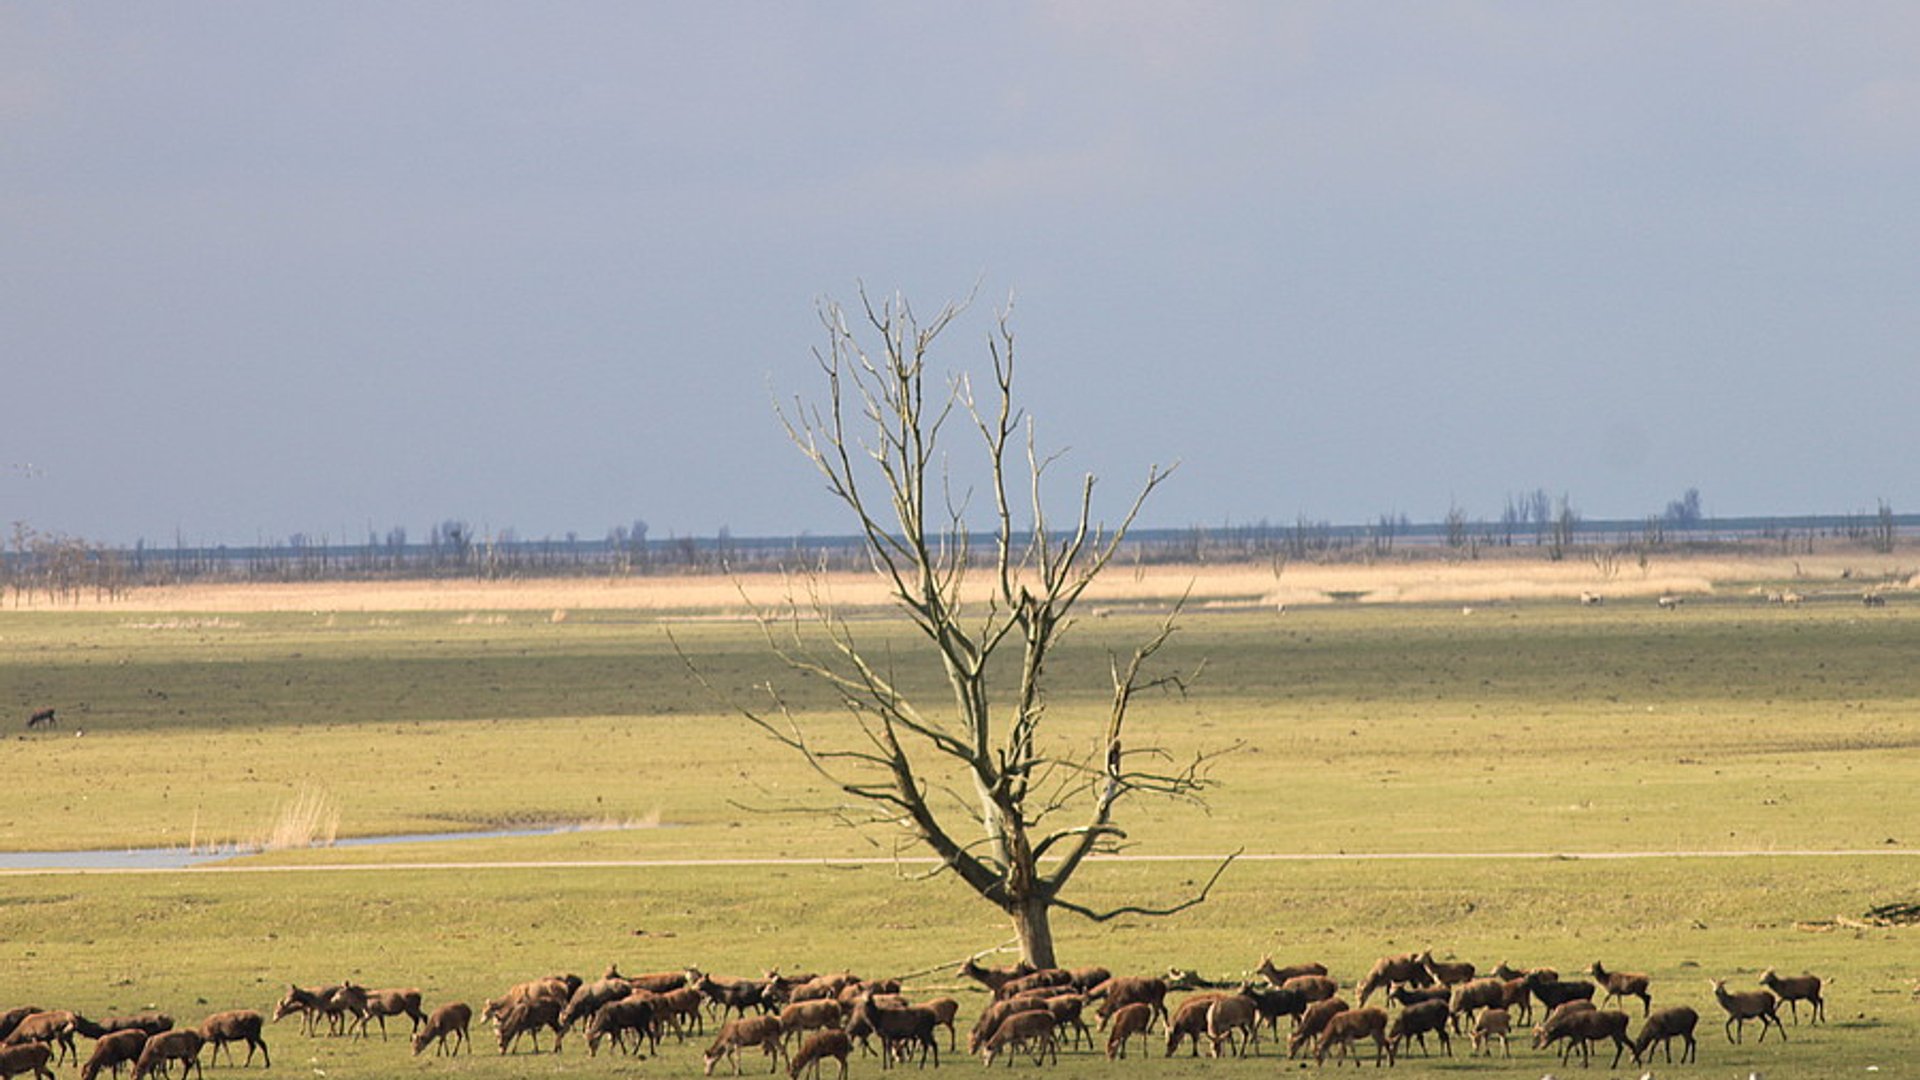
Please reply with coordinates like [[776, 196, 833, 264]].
[[1, 593, 1914, 1077]]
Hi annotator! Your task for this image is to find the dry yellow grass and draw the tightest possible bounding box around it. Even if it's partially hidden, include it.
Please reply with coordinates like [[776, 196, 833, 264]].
[[17, 547, 1911, 613]]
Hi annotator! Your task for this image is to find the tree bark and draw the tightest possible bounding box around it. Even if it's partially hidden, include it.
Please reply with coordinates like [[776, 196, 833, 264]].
[[1010, 892, 1058, 970]]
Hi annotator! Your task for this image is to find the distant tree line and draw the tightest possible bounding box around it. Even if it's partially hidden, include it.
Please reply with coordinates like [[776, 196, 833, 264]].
[[3, 493, 1910, 601]]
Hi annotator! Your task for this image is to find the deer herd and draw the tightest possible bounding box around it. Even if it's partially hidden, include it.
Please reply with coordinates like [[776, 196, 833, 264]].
[[0, 951, 1828, 1077]]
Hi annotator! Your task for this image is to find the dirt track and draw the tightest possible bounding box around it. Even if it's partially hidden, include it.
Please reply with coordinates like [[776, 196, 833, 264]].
[[7, 848, 1912, 877]]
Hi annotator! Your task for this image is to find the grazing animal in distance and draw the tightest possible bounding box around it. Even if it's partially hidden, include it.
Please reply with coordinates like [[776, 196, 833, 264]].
[[25, 709, 55, 731], [776, 1001, 842, 1048], [1314, 1006, 1394, 1067], [1759, 968, 1826, 1024], [1470, 1007, 1511, 1057], [98, 1015, 172, 1038], [198, 1011, 269, 1068], [1419, 950, 1476, 986], [787, 1029, 851, 1080], [702, 1015, 785, 1076], [0, 1010, 41, 1043], [584, 996, 657, 1057], [1388, 998, 1452, 1057], [1104, 1003, 1153, 1060], [1590, 961, 1653, 1015], [412, 1003, 471, 1057], [1533, 1006, 1632, 1068], [79, 1030, 148, 1080], [1256, 956, 1329, 986], [1161, 994, 1223, 1058], [1287, 997, 1349, 1059], [1632, 1005, 1698, 1065], [0, 1043, 54, 1080], [1356, 953, 1432, 1005], [848, 995, 937, 1069], [356, 987, 427, 1039], [980, 1009, 1058, 1067], [1711, 980, 1785, 1044], [132, 1030, 203, 1080], [6, 1010, 107, 1065], [494, 996, 565, 1055], [1202, 995, 1259, 1058], [959, 957, 1035, 995], [1526, 971, 1597, 1012], [1087, 976, 1170, 1029]]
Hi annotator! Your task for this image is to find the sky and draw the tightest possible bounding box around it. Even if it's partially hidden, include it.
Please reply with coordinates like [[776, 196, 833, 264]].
[[5, 3, 1918, 547]]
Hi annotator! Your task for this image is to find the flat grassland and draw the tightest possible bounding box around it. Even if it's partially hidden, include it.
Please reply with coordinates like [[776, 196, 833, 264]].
[[0, 555, 1914, 1077]]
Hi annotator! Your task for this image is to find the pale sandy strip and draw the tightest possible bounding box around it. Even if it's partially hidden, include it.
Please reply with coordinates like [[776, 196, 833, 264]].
[[3, 849, 1911, 876], [23, 552, 1918, 612]]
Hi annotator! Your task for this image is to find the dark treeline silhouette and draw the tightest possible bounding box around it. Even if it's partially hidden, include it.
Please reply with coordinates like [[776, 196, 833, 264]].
[[3, 507, 1912, 603]]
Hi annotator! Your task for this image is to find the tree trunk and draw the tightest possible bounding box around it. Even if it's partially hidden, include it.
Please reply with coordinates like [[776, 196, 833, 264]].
[[1010, 893, 1058, 969]]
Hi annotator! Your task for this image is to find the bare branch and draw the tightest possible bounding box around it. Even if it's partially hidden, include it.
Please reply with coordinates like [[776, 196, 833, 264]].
[[1047, 849, 1243, 923]]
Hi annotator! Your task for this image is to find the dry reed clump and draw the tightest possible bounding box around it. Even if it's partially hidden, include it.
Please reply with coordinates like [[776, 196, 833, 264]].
[[258, 786, 342, 851]]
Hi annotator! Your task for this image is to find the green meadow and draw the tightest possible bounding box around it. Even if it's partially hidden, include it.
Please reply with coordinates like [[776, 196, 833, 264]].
[[0, 593, 1914, 1077]]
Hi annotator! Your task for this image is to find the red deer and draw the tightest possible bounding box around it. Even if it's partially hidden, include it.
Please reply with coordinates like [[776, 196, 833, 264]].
[[1632, 1005, 1698, 1065], [411, 1002, 471, 1057], [959, 957, 1034, 995], [690, 971, 773, 1020], [1161, 994, 1223, 1058], [1419, 950, 1476, 986], [1104, 1003, 1153, 1059], [1760, 968, 1826, 1024], [1087, 976, 1169, 1029], [1256, 956, 1329, 987], [1589, 961, 1653, 1015], [1388, 998, 1452, 1057], [1469, 1008, 1510, 1058], [992, 969, 1071, 1001], [1279, 973, 1338, 1003], [0, 1011, 39, 1043], [1711, 979, 1785, 1044], [1533, 1006, 1632, 1068], [198, 1010, 269, 1068], [980, 1009, 1057, 1067], [494, 996, 565, 1055], [0, 1044, 53, 1080], [80, 1030, 147, 1080], [272, 984, 364, 1038], [1287, 998, 1349, 1059], [969, 997, 1049, 1055], [132, 1029, 203, 1080], [356, 987, 427, 1039], [848, 996, 937, 1069], [920, 997, 960, 1052], [625, 971, 688, 995], [658, 987, 707, 1038], [1314, 1006, 1394, 1067], [702, 1015, 785, 1076], [584, 996, 657, 1057], [1356, 953, 1431, 1005], [1203, 994, 1259, 1058], [787, 1029, 851, 1080], [5, 1010, 106, 1065], [98, 1015, 172, 1038], [776, 1001, 841, 1048]]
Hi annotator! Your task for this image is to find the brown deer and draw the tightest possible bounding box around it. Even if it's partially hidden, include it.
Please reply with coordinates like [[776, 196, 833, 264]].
[[198, 1011, 269, 1068]]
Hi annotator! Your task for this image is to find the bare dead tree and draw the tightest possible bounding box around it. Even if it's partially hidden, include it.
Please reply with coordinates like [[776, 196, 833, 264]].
[[690, 289, 1231, 968]]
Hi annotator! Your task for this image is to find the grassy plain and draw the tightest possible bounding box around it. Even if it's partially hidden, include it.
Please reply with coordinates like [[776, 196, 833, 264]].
[[0, 557, 1915, 1078]]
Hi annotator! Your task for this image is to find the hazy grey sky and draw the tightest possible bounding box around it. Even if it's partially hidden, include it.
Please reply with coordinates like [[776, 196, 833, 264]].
[[6, 3, 1917, 546]]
